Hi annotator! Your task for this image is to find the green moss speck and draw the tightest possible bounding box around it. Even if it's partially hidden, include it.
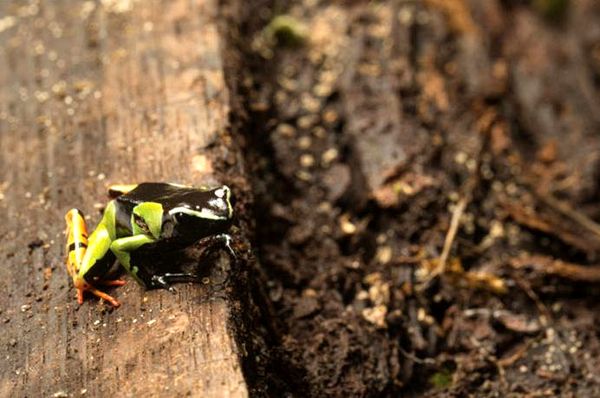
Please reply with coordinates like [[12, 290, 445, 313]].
[[264, 15, 307, 48], [533, 0, 569, 21], [429, 369, 453, 389]]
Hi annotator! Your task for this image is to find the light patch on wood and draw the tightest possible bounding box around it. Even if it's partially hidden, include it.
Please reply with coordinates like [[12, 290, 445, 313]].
[[193, 154, 214, 176]]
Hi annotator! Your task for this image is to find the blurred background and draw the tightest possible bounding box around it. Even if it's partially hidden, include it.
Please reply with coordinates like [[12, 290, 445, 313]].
[[235, 0, 600, 396]]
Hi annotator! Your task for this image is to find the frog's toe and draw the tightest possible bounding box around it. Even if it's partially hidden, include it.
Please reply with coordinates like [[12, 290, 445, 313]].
[[88, 286, 121, 307], [79, 284, 121, 307], [150, 275, 171, 290], [99, 279, 126, 287]]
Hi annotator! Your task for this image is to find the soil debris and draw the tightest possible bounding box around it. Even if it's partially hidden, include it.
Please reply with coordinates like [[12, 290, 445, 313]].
[[224, 0, 600, 395]]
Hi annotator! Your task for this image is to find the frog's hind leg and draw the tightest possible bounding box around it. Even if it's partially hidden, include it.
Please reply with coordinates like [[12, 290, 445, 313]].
[[107, 184, 138, 199], [76, 200, 125, 307], [65, 208, 89, 287], [109, 234, 156, 287]]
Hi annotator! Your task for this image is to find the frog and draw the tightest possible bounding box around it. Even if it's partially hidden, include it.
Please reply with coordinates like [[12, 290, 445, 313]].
[[64, 182, 235, 307]]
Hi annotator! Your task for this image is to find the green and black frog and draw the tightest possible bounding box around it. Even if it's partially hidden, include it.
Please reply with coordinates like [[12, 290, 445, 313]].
[[65, 182, 234, 307]]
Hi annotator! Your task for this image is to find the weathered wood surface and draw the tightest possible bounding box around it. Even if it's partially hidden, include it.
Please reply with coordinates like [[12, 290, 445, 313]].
[[0, 1, 247, 397]]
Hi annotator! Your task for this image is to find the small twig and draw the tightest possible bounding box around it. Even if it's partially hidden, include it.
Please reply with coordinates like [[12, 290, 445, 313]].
[[419, 116, 486, 288], [510, 254, 600, 282], [497, 340, 532, 367], [417, 197, 468, 291], [509, 177, 600, 254], [536, 192, 600, 241], [438, 197, 468, 274]]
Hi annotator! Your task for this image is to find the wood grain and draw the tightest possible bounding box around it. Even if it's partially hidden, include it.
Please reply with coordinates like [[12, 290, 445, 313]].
[[0, 1, 247, 396]]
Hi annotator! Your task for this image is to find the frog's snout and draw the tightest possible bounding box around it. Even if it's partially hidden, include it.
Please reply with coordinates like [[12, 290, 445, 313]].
[[217, 185, 234, 217], [215, 185, 231, 201]]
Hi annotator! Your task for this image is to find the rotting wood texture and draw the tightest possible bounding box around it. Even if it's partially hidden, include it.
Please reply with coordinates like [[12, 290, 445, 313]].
[[229, 0, 600, 395], [0, 1, 248, 397]]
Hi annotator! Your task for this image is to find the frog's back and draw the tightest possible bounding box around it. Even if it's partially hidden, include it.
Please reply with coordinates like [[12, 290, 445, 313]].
[[114, 183, 205, 235], [112, 181, 232, 240], [117, 182, 212, 210]]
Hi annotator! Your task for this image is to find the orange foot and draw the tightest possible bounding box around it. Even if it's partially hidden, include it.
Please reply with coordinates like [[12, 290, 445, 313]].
[[76, 279, 125, 307]]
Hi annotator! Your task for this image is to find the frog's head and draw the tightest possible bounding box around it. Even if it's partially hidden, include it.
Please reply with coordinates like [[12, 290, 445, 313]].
[[200, 185, 233, 221], [166, 185, 233, 238]]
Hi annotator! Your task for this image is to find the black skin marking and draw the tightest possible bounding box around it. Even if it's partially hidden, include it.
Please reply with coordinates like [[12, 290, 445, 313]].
[[68, 242, 88, 251], [82, 252, 117, 284]]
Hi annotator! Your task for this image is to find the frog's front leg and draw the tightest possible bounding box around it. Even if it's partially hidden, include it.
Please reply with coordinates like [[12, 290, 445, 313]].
[[110, 234, 156, 288], [147, 233, 237, 289], [196, 233, 236, 260]]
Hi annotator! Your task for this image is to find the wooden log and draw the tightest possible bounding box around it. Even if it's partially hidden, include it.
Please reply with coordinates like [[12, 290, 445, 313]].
[[0, 1, 248, 396]]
